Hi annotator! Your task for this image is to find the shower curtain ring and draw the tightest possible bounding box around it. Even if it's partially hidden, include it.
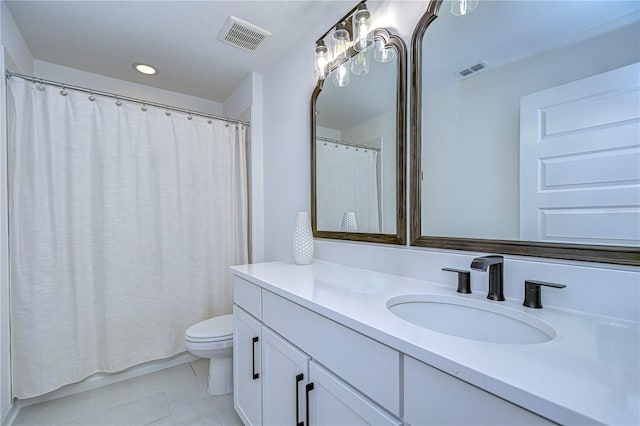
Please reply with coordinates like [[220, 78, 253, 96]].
[[115, 98, 122, 106], [36, 80, 46, 92], [88, 92, 96, 101], [187, 112, 193, 120], [207, 116, 212, 124], [60, 86, 68, 96], [165, 109, 171, 116], [141, 104, 147, 112], [225, 121, 230, 128]]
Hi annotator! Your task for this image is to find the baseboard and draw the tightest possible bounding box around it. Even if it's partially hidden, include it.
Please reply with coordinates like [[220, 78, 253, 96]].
[[15, 352, 198, 410]]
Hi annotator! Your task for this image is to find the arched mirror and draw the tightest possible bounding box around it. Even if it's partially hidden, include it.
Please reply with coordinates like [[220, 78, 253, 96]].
[[312, 28, 406, 244], [411, 0, 640, 264]]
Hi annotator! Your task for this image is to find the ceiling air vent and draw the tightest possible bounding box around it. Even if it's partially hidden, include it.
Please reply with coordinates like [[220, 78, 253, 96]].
[[217, 16, 272, 52], [455, 61, 490, 80]]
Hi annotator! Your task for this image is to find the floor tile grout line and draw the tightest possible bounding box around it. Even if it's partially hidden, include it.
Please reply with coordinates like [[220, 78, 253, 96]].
[[188, 361, 198, 378]]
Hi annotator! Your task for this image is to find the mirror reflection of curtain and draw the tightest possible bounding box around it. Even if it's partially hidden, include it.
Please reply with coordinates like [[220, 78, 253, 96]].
[[316, 142, 380, 232]]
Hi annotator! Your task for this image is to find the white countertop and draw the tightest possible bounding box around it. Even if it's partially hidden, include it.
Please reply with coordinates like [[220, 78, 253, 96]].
[[231, 260, 639, 425]]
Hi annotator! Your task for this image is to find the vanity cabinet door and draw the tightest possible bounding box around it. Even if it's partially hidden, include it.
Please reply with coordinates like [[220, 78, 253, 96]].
[[233, 306, 262, 426], [306, 361, 402, 426], [262, 327, 310, 426], [404, 356, 554, 425]]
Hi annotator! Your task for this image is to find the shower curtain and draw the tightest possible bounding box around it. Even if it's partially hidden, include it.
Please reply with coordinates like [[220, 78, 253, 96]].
[[7, 77, 248, 398], [316, 142, 380, 232]]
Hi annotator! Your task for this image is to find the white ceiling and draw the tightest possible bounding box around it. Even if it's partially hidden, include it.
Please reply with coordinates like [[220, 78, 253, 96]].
[[424, 0, 640, 92], [6, 0, 352, 102], [316, 54, 397, 130]]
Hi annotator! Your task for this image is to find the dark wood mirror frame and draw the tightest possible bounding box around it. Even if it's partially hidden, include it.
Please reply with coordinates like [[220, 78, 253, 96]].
[[311, 28, 407, 245], [410, 0, 640, 265]]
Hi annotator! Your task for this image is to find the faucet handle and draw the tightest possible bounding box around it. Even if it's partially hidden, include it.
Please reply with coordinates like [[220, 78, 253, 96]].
[[523, 280, 566, 309], [442, 268, 471, 294]]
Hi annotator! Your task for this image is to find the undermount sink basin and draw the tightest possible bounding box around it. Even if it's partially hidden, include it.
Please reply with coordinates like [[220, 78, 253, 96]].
[[387, 294, 556, 344]]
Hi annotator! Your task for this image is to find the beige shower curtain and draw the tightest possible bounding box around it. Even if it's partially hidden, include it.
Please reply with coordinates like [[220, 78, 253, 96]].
[[7, 76, 248, 398]]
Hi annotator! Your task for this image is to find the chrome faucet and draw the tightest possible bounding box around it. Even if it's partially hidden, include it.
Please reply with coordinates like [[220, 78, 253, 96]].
[[470, 255, 505, 301]]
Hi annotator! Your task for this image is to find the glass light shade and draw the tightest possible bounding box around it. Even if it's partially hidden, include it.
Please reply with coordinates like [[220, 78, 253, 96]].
[[450, 0, 479, 16], [374, 39, 396, 63], [352, 4, 372, 52], [351, 49, 370, 75], [314, 41, 329, 80], [332, 21, 351, 61], [332, 61, 350, 87]]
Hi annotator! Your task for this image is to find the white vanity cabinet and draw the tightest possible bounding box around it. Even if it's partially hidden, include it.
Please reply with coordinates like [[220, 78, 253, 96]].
[[233, 275, 402, 426], [307, 361, 401, 426], [261, 326, 309, 425], [404, 356, 554, 425], [233, 305, 262, 426]]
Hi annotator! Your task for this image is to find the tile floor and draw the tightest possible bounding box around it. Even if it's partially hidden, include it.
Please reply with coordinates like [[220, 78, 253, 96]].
[[12, 359, 243, 426]]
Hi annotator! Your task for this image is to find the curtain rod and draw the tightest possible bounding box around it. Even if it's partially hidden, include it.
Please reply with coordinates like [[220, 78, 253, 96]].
[[5, 71, 250, 127], [317, 136, 380, 151]]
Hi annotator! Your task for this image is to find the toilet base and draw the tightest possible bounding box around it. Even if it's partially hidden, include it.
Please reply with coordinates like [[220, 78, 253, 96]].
[[207, 355, 233, 395]]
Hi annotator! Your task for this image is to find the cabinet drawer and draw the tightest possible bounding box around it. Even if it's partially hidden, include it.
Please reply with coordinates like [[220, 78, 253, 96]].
[[233, 275, 261, 319], [262, 290, 400, 416], [404, 356, 554, 425]]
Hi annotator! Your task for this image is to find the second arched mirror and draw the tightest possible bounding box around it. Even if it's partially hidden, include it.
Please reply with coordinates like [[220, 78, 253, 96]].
[[410, 0, 640, 264]]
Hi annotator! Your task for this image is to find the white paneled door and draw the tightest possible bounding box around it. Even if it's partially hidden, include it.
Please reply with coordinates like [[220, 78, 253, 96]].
[[520, 62, 640, 246]]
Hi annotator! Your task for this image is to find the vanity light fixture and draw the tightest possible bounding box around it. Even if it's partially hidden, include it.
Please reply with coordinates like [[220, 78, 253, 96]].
[[450, 0, 479, 16], [133, 63, 158, 75], [314, 1, 376, 87]]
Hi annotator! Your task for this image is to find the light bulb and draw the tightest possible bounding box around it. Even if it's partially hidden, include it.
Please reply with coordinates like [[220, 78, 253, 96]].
[[332, 21, 351, 62], [450, 0, 479, 16], [333, 61, 350, 87], [314, 41, 329, 80], [353, 4, 372, 52], [374, 39, 396, 63], [351, 49, 370, 75]]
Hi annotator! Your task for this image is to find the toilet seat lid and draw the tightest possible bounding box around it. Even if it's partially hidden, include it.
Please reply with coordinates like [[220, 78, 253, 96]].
[[185, 314, 233, 340]]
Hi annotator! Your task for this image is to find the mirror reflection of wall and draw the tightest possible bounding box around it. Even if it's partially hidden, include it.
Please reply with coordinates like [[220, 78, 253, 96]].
[[315, 40, 398, 234], [420, 0, 640, 246]]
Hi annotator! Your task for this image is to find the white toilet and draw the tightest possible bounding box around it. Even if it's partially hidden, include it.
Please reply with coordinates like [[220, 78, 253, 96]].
[[184, 314, 234, 395]]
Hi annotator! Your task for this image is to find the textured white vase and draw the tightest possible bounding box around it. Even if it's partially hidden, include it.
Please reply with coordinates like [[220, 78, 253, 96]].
[[341, 211, 358, 232], [293, 211, 314, 265]]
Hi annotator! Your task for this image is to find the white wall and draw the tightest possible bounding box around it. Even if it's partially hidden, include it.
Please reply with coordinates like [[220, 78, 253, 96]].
[[422, 22, 640, 239], [1, 2, 33, 421], [0, 46, 11, 426], [33, 61, 223, 115], [316, 126, 341, 140], [223, 73, 265, 263], [260, 0, 638, 323], [1, 1, 33, 75]]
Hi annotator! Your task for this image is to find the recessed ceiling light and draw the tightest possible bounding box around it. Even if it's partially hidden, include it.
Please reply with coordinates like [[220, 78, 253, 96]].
[[133, 63, 158, 75]]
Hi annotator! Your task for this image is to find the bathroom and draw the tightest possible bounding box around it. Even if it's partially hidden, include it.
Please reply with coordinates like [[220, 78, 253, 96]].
[[1, 0, 638, 425]]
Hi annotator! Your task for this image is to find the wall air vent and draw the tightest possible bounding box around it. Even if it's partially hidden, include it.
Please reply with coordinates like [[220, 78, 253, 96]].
[[217, 16, 272, 52], [455, 61, 490, 80]]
